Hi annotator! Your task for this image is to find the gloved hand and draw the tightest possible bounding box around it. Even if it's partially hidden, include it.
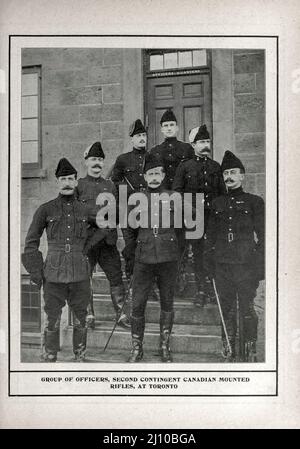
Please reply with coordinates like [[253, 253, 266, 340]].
[[125, 257, 135, 278], [253, 250, 264, 281], [30, 271, 43, 289]]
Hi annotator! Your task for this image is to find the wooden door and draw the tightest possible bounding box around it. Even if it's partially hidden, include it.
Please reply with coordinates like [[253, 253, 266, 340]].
[[146, 73, 211, 149]]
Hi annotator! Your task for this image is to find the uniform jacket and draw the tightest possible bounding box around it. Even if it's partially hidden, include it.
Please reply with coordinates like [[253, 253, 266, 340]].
[[111, 147, 147, 194], [24, 194, 94, 283], [76, 175, 118, 246], [123, 187, 179, 264], [150, 137, 194, 188], [204, 187, 265, 267], [173, 155, 226, 210]]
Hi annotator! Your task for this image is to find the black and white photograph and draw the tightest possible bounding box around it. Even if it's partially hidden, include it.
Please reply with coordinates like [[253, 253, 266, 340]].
[[19, 45, 267, 365]]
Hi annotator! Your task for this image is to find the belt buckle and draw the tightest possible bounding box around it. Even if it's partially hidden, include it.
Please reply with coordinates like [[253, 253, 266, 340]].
[[65, 243, 71, 253], [228, 232, 234, 242], [153, 226, 158, 236]]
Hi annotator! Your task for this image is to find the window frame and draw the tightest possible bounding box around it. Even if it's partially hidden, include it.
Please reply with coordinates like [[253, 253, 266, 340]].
[[21, 65, 46, 179]]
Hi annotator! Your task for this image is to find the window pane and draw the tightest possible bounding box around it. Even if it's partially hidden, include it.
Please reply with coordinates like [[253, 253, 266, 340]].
[[22, 141, 39, 163], [164, 52, 178, 69], [22, 73, 38, 95], [22, 118, 38, 141], [22, 96, 38, 118], [193, 50, 207, 66], [150, 54, 163, 70], [178, 51, 192, 67]]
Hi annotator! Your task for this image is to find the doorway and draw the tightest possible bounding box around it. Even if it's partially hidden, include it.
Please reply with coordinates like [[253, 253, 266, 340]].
[[144, 49, 212, 149]]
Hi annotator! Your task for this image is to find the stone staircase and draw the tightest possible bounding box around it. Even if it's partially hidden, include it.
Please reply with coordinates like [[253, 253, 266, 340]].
[[62, 269, 224, 363]]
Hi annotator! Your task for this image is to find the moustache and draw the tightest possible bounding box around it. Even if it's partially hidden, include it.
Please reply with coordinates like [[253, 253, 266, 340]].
[[62, 187, 73, 190], [225, 179, 234, 183], [150, 181, 160, 185], [92, 165, 102, 169], [201, 147, 210, 152]]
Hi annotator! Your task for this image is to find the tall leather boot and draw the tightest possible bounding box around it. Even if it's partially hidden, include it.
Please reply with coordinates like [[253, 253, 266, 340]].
[[42, 328, 60, 362], [244, 311, 258, 362], [128, 316, 145, 363], [110, 284, 131, 329], [73, 324, 88, 362], [159, 310, 174, 363]]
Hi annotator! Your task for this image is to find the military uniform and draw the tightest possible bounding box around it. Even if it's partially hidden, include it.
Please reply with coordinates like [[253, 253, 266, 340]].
[[173, 154, 226, 300], [111, 147, 147, 195], [204, 151, 265, 360], [124, 157, 179, 363], [22, 158, 93, 362], [77, 141, 130, 329]]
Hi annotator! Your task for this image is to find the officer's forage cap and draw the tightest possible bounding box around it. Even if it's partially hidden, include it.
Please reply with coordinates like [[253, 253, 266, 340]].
[[160, 108, 177, 125], [189, 124, 210, 143], [144, 154, 165, 173], [84, 142, 105, 160], [221, 150, 245, 173], [55, 158, 77, 178], [129, 119, 146, 137]]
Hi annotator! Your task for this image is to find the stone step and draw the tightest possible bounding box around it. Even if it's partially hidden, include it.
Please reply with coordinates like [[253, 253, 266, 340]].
[[92, 272, 199, 298], [93, 294, 220, 325], [62, 321, 222, 355], [21, 346, 224, 364]]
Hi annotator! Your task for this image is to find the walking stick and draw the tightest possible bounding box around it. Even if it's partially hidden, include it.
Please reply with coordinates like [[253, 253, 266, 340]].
[[103, 276, 134, 352], [212, 278, 232, 357]]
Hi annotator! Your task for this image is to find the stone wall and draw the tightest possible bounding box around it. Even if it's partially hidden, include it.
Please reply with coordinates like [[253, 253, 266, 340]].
[[21, 48, 124, 254], [233, 50, 265, 197]]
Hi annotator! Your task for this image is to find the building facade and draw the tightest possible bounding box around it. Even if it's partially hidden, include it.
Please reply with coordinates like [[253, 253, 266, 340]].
[[21, 47, 265, 338]]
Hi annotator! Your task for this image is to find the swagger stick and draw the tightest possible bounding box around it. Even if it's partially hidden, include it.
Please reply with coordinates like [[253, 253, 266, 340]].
[[212, 278, 232, 356], [237, 294, 245, 362], [103, 276, 134, 353]]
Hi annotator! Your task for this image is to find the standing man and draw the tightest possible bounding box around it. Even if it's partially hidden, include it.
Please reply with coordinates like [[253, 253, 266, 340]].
[[22, 158, 93, 362], [204, 151, 265, 362], [150, 109, 194, 189], [111, 119, 147, 197], [124, 155, 180, 363], [76, 142, 130, 329], [111, 119, 149, 280], [173, 125, 226, 306]]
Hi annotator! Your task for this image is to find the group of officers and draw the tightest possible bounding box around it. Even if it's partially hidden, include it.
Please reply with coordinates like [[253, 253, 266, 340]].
[[22, 108, 265, 364]]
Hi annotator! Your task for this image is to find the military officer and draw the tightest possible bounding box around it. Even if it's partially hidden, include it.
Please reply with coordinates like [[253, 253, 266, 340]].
[[173, 125, 226, 306], [22, 158, 94, 362], [204, 151, 265, 362], [111, 119, 147, 196], [124, 155, 180, 363], [76, 142, 130, 329], [111, 119, 153, 283], [150, 109, 194, 189]]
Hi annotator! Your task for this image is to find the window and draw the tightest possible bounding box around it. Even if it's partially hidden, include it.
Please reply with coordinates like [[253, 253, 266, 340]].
[[21, 276, 41, 333], [149, 50, 207, 72], [22, 66, 43, 178]]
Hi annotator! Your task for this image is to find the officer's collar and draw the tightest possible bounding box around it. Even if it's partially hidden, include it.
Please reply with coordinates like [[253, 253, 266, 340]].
[[133, 147, 146, 154], [164, 137, 178, 143], [86, 173, 104, 182], [59, 193, 76, 202], [146, 185, 163, 193], [194, 154, 209, 162], [226, 186, 244, 196]]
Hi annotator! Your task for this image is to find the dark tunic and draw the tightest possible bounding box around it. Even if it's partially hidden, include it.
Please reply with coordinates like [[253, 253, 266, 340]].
[[150, 137, 194, 188], [24, 194, 93, 283], [111, 147, 147, 194]]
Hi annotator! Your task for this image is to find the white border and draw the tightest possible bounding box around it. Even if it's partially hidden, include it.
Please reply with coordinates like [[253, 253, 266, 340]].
[[9, 36, 277, 393]]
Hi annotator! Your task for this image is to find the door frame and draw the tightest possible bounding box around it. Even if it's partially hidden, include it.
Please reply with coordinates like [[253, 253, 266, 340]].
[[143, 49, 213, 148]]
